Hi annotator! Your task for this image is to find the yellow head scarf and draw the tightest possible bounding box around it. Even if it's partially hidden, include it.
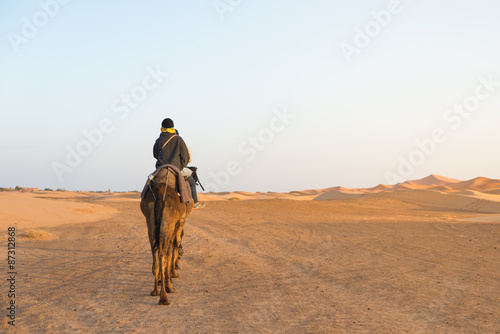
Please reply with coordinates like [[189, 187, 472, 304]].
[[161, 127, 176, 134]]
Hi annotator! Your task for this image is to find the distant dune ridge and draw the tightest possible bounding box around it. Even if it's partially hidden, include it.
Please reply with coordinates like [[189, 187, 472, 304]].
[[312, 175, 500, 214], [402, 174, 461, 186], [2, 175, 500, 228], [197, 174, 500, 214]]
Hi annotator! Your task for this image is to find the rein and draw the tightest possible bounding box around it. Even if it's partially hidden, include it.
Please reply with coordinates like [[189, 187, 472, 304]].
[[163, 170, 169, 201], [148, 169, 171, 202]]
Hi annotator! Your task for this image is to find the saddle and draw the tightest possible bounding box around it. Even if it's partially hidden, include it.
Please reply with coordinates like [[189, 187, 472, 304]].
[[141, 164, 191, 203]]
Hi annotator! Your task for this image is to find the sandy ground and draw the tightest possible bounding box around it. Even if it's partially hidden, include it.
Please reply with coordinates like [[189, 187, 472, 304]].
[[0, 178, 499, 333]]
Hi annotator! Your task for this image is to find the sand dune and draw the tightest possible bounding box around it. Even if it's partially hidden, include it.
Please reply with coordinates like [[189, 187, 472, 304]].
[[370, 189, 500, 214], [289, 189, 322, 196], [393, 183, 420, 191], [428, 185, 452, 191], [402, 174, 461, 186], [0, 191, 118, 230], [313, 190, 364, 201], [446, 177, 500, 191], [199, 190, 319, 201], [195, 175, 500, 218], [366, 184, 392, 192], [307, 175, 500, 213]]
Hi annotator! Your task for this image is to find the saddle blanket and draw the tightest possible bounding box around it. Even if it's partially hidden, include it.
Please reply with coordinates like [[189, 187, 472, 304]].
[[141, 164, 191, 203]]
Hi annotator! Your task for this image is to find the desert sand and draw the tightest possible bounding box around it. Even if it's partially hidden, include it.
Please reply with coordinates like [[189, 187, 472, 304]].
[[0, 175, 499, 333]]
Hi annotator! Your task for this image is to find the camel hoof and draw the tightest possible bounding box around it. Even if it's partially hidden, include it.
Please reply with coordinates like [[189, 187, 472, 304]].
[[150, 290, 159, 296], [158, 298, 170, 305], [171, 273, 179, 278], [167, 287, 176, 293]]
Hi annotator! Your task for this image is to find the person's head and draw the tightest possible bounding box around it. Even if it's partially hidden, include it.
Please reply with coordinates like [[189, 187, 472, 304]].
[[162, 118, 174, 129], [161, 118, 177, 134]]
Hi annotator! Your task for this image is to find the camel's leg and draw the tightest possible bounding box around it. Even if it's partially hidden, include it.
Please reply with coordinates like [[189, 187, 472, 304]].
[[150, 249, 159, 296], [162, 246, 178, 282], [144, 198, 159, 297], [173, 220, 185, 272], [178, 242, 184, 256], [175, 258, 181, 270], [158, 239, 170, 305], [171, 245, 180, 278], [165, 241, 176, 293], [160, 215, 177, 299], [159, 219, 176, 304], [176, 241, 183, 269]]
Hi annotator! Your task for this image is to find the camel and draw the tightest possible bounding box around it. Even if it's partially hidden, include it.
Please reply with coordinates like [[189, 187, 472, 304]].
[[140, 166, 193, 305]]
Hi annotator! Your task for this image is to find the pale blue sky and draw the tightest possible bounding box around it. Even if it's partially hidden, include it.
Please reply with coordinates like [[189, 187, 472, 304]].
[[1, 0, 499, 192]]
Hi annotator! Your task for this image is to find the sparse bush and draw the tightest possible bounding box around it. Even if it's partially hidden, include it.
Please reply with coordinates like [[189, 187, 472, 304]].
[[20, 229, 57, 240]]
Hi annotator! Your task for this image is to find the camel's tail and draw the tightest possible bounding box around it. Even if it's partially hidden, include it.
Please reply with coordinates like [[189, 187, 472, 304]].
[[152, 184, 166, 252]]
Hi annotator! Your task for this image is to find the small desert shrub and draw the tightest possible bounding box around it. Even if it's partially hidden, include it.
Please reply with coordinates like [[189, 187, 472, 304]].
[[19, 229, 58, 240]]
